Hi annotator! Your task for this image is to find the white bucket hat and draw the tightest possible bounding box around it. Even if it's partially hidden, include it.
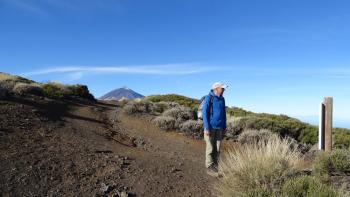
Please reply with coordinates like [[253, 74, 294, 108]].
[[211, 82, 228, 90]]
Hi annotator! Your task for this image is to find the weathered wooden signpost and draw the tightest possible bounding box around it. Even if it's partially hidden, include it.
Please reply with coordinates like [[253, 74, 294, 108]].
[[319, 97, 333, 152]]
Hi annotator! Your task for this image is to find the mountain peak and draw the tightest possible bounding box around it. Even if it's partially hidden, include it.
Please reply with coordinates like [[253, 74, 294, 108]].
[[99, 87, 144, 101]]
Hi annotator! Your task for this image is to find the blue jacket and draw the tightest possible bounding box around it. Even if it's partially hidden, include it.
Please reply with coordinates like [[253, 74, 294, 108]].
[[202, 90, 227, 131]]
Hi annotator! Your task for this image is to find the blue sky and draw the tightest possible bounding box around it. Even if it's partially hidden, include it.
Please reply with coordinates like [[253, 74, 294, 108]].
[[1, 0, 350, 128]]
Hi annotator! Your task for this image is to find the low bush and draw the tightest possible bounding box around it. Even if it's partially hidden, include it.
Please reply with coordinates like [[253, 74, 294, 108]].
[[226, 106, 255, 117], [313, 149, 350, 183], [281, 176, 340, 197], [146, 94, 200, 110], [152, 101, 179, 113], [123, 99, 155, 115], [224, 115, 318, 145], [179, 120, 203, 138], [41, 82, 95, 101], [162, 106, 194, 128], [68, 84, 95, 101], [334, 128, 350, 149], [237, 129, 275, 145], [152, 116, 176, 131], [12, 82, 43, 96], [42, 83, 65, 99], [238, 129, 310, 153], [225, 117, 242, 138]]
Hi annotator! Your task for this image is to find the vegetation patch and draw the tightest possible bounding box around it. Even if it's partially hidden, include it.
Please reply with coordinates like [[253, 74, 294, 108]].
[[313, 149, 350, 183], [281, 176, 340, 197], [0, 72, 95, 101]]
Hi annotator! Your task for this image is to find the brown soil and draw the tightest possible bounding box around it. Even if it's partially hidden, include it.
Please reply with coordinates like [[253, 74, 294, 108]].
[[0, 96, 219, 196]]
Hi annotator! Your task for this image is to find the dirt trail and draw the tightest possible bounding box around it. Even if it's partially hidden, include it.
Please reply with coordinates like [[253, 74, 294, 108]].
[[107, 107, 217, 196], [0, 97, 218, 196]]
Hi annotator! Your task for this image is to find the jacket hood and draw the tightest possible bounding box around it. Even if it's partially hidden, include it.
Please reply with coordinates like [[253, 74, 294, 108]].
[[209, 89, 224, 99]]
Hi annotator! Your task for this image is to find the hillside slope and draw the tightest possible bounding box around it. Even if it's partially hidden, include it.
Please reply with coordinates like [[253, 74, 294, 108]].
[[144, 94, 350, 148]]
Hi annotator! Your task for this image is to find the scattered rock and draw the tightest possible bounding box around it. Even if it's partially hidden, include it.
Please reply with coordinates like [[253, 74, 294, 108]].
[[120, 191, 129, 197], [100, 182, 113, 194], [134, 137, 146, 146], [107, 188, 130, 197], [171, 167, 181, 173]]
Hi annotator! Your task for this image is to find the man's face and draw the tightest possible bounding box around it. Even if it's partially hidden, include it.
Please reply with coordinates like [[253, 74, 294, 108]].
[[215, 87, 224, 96]]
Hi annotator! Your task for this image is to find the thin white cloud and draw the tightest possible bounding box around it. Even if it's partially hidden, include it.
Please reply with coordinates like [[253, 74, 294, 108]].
[[2, 0, 48, 15], [1, 0, 126, 15], [22, 64, 218, 77], [22, 64, 350, 80]]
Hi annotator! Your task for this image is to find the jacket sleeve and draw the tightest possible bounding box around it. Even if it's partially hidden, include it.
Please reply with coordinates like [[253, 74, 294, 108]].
[[202, 95, 211, 131], [223, 98, 227, 130]]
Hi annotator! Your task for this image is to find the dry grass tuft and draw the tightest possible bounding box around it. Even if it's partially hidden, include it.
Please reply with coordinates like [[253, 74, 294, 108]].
[[216, 134, 303, 196]]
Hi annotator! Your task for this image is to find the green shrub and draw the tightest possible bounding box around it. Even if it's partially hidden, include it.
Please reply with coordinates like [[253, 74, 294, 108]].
[[30, 82, 95, 101], [68, 84, 95, 100], [42, 83, 65, 99], [281, 176, 340, 197], [242, 188, 271, 197], [152, 101, 168, 113], [152, 101, 179, 114], [225, 115, 318, 145], [146, 94, 200, 110], [297, 125, 318, 146], [313, 149, 350, 183], [226, 106, 254, 117], [334, 128, 350, 149]]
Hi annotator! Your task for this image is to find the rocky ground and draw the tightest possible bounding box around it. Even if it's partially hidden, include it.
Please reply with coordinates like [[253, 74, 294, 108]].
[[0, 95, 217, 196]]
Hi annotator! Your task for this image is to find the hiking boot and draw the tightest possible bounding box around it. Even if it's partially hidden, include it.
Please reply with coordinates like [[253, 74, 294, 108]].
[[213, 163, 219, 171], [207, 164, 218, 177]]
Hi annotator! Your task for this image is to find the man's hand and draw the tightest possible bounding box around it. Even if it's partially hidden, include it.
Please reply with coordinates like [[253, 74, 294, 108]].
[[204, 130, 210, 136]]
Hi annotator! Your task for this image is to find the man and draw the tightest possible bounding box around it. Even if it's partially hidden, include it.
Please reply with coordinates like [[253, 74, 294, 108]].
[[202, 82, 228, 176]]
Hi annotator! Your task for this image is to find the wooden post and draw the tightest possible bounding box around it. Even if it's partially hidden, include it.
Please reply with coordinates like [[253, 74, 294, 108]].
[[324, 97, 333, 152], [318, 103, 325, 150]]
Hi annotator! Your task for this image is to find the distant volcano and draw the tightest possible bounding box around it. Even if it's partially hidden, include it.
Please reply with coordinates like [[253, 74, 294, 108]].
[[99, 86, 144, 101]]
